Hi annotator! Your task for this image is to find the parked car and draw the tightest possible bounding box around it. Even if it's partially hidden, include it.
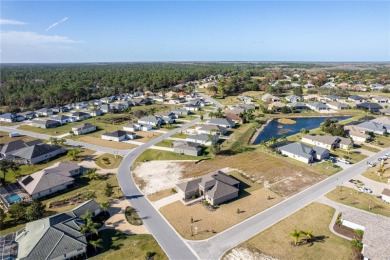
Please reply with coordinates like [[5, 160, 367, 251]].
[[367, 162, 377, 167], [9, 132, 20, 137], [358, 186, 372, 193], [338, 158, 351, 164]]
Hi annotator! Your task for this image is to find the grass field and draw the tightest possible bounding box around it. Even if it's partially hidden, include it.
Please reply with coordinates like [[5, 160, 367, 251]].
[[362, 164, 390, 183], [95, 153, 123, 169], [357, 144, 381, 153], [326, 187, 390, 217], [91, 230, 167, 260], [154, 139, 174, 148], [77, 136, 137, 149], [134, 131, 163, 143], [226, 203, 353, 260], [170, 132, 190, 139], [160, 185, 281, 240], [147, 188, 175, 202]]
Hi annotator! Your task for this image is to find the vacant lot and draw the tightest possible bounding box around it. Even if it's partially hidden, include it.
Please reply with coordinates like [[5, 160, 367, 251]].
[[176, 149, 325, 197], [160, 187, 282, 240], [225, 203, 353, 260], [135, 131, 163, 143], [78, 136, 137, 149], [91, 230, 167, 260], [0, 131, 37, 144], [134, 149, 209, 164], [326, 187, 390, 217], [154, 139, 174, 148]]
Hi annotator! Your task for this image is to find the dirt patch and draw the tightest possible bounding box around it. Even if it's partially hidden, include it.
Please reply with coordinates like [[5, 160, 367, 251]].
[[133, 160, 195, 195], [224, 248, 280, 260], [78, 136, 137, 149], [135, 131, 162, 143]]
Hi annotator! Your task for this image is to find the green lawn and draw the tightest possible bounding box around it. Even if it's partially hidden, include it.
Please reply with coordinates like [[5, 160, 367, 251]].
[[154, 139, 175, 148], [91, 230, 167, 260], [326, 187, 390, 217], [170, 132, 190, 139], [134, 149, 210, 164], [330, 149, 367, 164], [225, 202, 353, 260], [357, 144, 381, 153], [95, 153, 123, 169]]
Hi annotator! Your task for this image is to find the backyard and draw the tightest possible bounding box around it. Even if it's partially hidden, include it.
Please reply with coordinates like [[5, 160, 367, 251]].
[[224, 203, 353, 260], [326, 187, 390, 217]]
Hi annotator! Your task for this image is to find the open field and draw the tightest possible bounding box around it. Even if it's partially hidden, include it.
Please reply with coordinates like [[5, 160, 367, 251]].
[[95, 153, 123, 169], [326, 187, 390, 217], [91, 230, 167, 260], [160, 187, 282, 240], [175, 149, 326, 197], [224, 203, 353, 260], [77, 136, 137, 149], [134, 131, 163, 143], [154, 139, 174, 148]]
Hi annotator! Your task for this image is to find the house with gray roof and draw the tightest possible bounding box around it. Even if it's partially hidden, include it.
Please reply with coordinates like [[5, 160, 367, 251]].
[[173, 141, 203, 156], [301, 135, 353, 150], [356, 102, 383, 113], [71, 111, 90, 121], [186, 133, 219, 146], [306, 102, 329, 112], [278, 142, 330, 164], [206, 118, 235, 128], [34, 108, 54, 117], [11, 144, 65, 164], [344, 125, 370, 143], [171, 108, 190, 116], [370, 117, 390, 131], [18, 162, 79, 199], [51, 115, 75, 125], [326, 102, 349, 110], [285, 95, 302, 103], [196, 124, 227, 136], [348, 95, 366, 102], [31, 119, 61, 129], [286, 102, 308, 111], [71, 123, 96, 135], [138, 115, 163, 126], [101, 130, 136, 142], [15, 200, 101, 260], [355, 121, 387, 135], [371, 95, 389, 103], [0, 139, 42, 158], [0, 113, 16, 123], [176, 170, 239, 206]]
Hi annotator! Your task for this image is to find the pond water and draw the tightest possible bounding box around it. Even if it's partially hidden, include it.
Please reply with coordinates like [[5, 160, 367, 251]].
[[253, 116, 351, 144]]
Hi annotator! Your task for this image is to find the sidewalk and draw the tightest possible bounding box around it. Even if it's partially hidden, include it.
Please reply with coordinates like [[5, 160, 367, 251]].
[[152, 193, 181, 210]]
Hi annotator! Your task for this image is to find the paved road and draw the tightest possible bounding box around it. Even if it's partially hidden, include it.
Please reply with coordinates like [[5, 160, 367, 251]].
[[187, 147, 390, 259], [0, 125, 132, 156]]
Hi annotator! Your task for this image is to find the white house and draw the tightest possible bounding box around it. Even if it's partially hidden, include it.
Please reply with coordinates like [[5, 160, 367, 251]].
[[138, 115, 163, 126], [278, 142, 330, 164], [124, 123, 152, 132], [101, 130, 136, 141], [71, 123, 96, 135], [381, 188, 390, 203]]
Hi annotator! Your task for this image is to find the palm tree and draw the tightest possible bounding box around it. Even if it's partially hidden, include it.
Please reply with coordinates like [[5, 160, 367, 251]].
[[260, 140, 267, 149], [49, 137, 59, 145], [100, 201, 110, 216], [81, 218, 100, 235], [304, 230, 313, 242], [90, 239, 103, 251], [67, 149, 80, 161], [57, 138, 66, 146], [289, 230, 302, 245]]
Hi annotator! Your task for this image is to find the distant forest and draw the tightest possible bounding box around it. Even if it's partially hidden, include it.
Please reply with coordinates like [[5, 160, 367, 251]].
[[1, 62, 388, 111]]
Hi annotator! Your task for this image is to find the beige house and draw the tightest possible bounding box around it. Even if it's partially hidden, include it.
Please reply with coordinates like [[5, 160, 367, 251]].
[[72, 123, 96, 135], [301, 135, 353, 150], [382, 188, 390, 203]]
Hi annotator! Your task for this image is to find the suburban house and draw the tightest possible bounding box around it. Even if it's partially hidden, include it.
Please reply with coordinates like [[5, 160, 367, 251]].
[[344, 125, 370, 142], [138, 115, 163, 127], [15, 200, 102, 260], [351, 84, 368, 92], [356, 102, 383, 113], [74, 101, 88, 109], [238, 96, 254, 104], [35, 108, 54, 117], [171, 108, 190, 116], [287, 102, 308, 111], [51, 115, 75, 125], [285, 95, 302, 103], [87, 108, 103, 117], [186, 133, 219, 146], [123, 123, 152, 132], [371, 96, 389, 103], [370, 117, 390, 130], [173, 141, 203, 156], [348, 95, 367, 103], [370, 83, 385, 91], [306, 102, 329, 112], [206, 118, 235, 128], [0, 139, 42, 158], [31, 119, 61, 129], [18, 162, 80, 199], [301, 135, 353, 150], [224, 113, 244, 124], [71, 123, 96, 135], [323, 95, 343, 102], [339, 209, 390, 260], [261, 94, 281, 102], [71, 111, 91, 121], [0, 113, 15, 123], [100, 104, 113, 113], [278, 142, 330, 164], [382, 188, 390, 203], [19, 111, 35, 120], [196, 124, 228, 136], [184, 103, 200, 111], [10, 144, 65, 164], [326, 102, 349, 110], [304, 83, 316, 89], [158, 112, 176, 124], [354, 121, 387, 135], [176, 170, 239, 206], [379, 108, 390, 116], [101, 130, 136, 142]]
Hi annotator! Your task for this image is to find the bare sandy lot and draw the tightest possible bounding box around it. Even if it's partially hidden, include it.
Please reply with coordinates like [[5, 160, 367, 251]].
[[133, 160, 196, 195], [224, 248, 280, 260]]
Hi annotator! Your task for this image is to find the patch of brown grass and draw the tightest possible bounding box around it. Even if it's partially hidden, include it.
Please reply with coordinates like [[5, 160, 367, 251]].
[[160, 188, 282, 240], [147, 188, 175, 202], [135, 131, 163, 143], [78, 136, 137, 149]]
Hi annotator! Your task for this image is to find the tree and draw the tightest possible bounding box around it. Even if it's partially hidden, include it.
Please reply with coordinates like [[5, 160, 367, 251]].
[[0, 160, 21, 185], [293, 86, 303, 96], [67, 149, 81, 161], [26, 200, 46, 221], [289, 229, 302, 245], [100, 201, 110, 214], [57, 138, 67, 146], [8, 202, 26, 221], [104, 183, 114, 197], [268, 136, 277, 147], [259, 140, 267, 149], [89, 238, 103, 251], [303, 230, 313, 242], [300, 128, 310, 134], [81, 218, 100, 235], [0, 208, 6, 225], [210, 141, 221, 156], [49, 137, 59, 145]]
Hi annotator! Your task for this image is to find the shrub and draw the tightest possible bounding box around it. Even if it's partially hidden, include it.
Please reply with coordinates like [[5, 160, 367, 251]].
[[354, 229, 364, 238], [351, 239, 363, 251]]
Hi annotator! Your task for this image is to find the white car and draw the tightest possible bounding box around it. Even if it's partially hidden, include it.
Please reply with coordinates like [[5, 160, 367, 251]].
[[367, 162, 377, 167], [338, 158, 351, 164]]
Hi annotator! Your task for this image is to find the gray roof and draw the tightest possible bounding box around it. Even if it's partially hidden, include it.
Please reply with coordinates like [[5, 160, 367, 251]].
[[187, 133, 211, 142], [71, 111, 89, 117], [307, 102, 328, 109], [176, 178, 202, 193], [72, 123, 95, 131], [102, 130, 128, 138], [303, 135, 339, 146], [16, 200, 100, 260], [206, 181, 239, 200], [0, 113, 14, 119], [174, 141, 202, 151], [356, 121, 386, 132], [51, 115, 70, 121], [326, 102, 349, 109], [278, 142, 314, 159], [45, 162, 79, 174], [207, 118, 235, 127], [312, 146, 329, 156], [356, 102, 383, 110], [197, 124, 227, 133], [12, 144, 63, 160], [1, 140, 38, 155], [33, 119, 60, 127], [139, 115, 161, 123], [286, 102, 307, 108]]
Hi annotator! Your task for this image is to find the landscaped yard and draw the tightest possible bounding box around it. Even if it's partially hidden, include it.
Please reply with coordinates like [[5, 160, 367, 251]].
[[95, 153, 123, 169], [91, 230, 167, 260], [170, 132, 190, 139], [224, 203, 353, 260], [326, 187, 390, 217], [160, 184, 281, 240]]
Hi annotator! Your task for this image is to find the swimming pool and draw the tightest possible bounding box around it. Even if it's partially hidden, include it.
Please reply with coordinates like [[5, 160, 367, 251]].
[[7, 194, 22, 204]]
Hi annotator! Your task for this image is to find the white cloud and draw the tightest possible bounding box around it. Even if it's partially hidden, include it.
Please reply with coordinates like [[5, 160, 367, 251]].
[[0, 19, 26, 25], [1, 31, 82, 45], [46, 17, 68, 32]]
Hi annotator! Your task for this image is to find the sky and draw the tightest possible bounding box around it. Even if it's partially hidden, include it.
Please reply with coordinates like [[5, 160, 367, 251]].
[[1, 1, 390, 63]]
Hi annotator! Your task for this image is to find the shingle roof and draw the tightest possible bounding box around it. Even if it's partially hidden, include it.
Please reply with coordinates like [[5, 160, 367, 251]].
[[12, 144, 63, 160], [206, 181, 239, 200], [72, 123, 95, 131], [176, 178, 202, 193], [356, 121, 386, 132], [207, 118, 235, 127], [1, 140, 30, 155], [102, 130, 127, 138], [187, 134, 210, 142], [174, 141, 202, 151], [278, 142, 314, 159]]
